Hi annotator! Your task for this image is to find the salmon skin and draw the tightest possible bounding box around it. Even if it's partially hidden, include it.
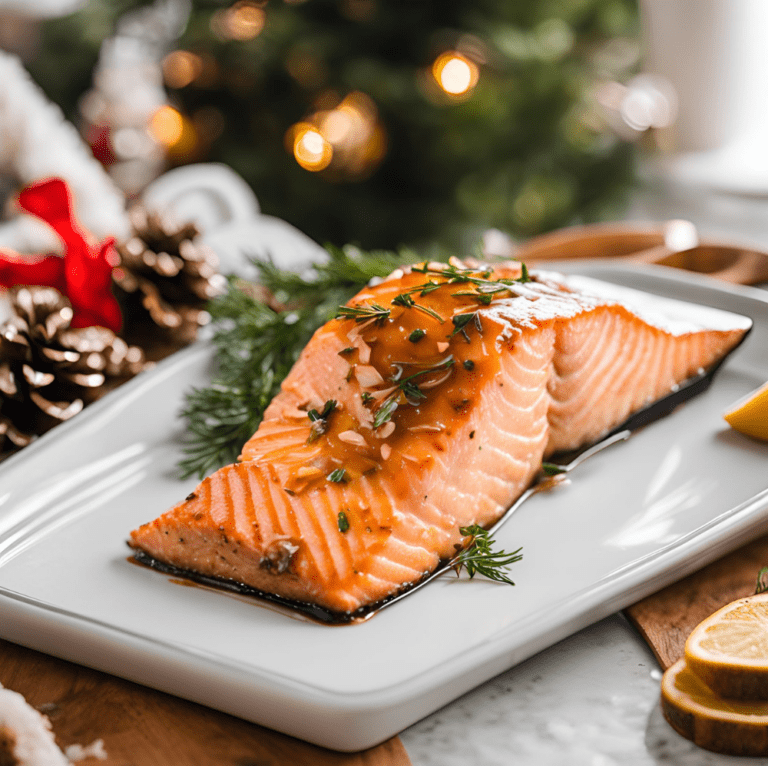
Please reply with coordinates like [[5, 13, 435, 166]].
[[129, 261, 752, 619]]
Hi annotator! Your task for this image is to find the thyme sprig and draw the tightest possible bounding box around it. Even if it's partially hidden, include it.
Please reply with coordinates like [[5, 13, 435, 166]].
[[178, 244, 419, 478], [453, 524, 523, 585]]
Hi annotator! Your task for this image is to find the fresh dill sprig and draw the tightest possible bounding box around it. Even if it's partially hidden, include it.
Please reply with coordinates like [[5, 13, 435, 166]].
[[453, 524, 523, 585], [178, 244, 419, 478]]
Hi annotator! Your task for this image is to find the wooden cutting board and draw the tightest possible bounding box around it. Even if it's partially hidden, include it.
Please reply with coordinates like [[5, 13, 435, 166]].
[[0, 638, 411, 765], [625, 533, 768, 670]]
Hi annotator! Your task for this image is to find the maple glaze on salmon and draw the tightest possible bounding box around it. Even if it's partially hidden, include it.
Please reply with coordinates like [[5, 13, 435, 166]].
[[129, 262, 752, 616]]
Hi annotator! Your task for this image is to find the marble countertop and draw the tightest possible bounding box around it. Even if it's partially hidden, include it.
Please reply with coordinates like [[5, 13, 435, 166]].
[[401, 614, 764, 766]]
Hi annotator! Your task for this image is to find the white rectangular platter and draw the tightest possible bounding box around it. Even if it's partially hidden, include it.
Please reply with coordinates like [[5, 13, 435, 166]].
[[1, 263, 767, 752]]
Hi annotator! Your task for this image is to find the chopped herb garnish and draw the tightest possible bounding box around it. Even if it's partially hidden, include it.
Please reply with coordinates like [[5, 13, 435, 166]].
[[307, 399, 337, 422], [307, 399, 337, 443], [391, 292, 444, 323], [450, 311, 482, 342], [361, 391, 374, 405], [401, 380, 428, 403], [463, 359, 475, 370], [335, 303, 391, 324], [337, 511, 350, 533], [338, 347, 355, 356], [328, 468, 348, 483], [373, 397, 399, 429], [391, 292, 415, 308], [469, 430, 475, 439], [541, 462, 566, 476], [453, 524, 522, 585], [372, 356, 455, 427], [409, 328, 426, 343], [412, 262, 532, 306]]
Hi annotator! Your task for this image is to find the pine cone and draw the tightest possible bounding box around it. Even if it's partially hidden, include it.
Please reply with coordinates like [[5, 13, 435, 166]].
[[114, 205, 225, 350], [0, 286, 145, 455]]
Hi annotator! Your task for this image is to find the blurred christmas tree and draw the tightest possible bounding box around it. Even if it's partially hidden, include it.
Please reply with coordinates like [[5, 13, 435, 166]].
[[27, 0, 640, 250]]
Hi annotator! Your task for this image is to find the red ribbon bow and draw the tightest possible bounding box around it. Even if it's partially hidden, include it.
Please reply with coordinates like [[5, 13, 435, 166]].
[[0, 178, 122, 332]]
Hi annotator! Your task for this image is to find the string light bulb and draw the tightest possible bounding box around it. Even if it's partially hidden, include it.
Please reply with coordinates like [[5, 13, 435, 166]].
[[432, 51, 479, 96], [162, 51, 203, 89], [149, 105, 198, 159], [291, 123, 333, 171], [286, 92, 386, 179], [149, 105, 185, 147], [211, 1, 266, 42]]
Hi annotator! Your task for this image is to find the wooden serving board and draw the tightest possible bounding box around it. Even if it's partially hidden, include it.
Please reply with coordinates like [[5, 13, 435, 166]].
[[0, 638, 411, 765], [625, 533, 768, 670]]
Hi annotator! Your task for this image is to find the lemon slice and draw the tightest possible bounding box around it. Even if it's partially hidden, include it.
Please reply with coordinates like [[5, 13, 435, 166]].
[[684, 593, 768, 699], [661, 658, 768, 755], [724, 381, 768, 441]]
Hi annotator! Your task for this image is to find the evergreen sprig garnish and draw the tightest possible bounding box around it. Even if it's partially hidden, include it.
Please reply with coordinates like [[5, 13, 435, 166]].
[[391, 292, 444, 323], [453, 524, 523, 585], [335, 303, 391, 324], [412, 261, 532, 300], [178, 244, 418, 478]]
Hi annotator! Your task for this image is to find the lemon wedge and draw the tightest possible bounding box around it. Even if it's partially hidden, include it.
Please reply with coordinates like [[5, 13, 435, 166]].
[[724, 382, 768, 441], [661, 658, 768, 755], [684, 593, 768, 700]]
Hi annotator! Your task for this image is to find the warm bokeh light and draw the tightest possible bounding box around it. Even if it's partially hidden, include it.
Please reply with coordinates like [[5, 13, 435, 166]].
[[211, 1, 266, 42], [286, 92, 387, 179], [291, 123, 333, 171], [148, 105, 199, 159], [432, 51, 479, 96], [162, 50, 203, 89], [149, 105, 185, 147]]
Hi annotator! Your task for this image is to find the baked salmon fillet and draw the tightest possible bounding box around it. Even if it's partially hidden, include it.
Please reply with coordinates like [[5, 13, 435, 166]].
[[129, 261, 752, 616]]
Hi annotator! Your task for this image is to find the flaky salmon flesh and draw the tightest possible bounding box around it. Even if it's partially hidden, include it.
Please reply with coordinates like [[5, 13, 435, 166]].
[[129, 261, 752, 616]]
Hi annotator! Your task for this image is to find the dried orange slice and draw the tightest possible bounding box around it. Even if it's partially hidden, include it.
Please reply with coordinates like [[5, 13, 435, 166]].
[[661, 658, 768, 755], [724, 381, 768, 441], [684, 593, 768, 699]]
